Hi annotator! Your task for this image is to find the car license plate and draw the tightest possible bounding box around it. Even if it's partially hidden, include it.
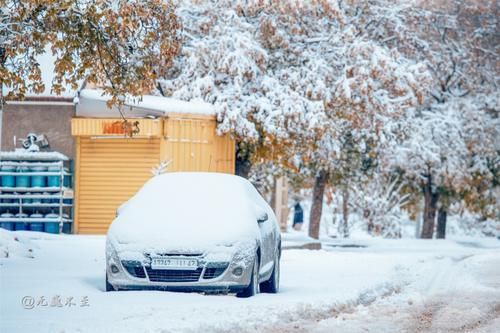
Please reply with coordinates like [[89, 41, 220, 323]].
[[151, 257, 198, 270]]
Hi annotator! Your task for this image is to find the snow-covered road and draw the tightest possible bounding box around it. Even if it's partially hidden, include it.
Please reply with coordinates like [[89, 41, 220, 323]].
[[1, 231, 499, 333], [259, 247, 500, 333]]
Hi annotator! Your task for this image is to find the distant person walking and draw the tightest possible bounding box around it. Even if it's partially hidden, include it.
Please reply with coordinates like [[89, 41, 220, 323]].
[[293, 202, 304, 231]]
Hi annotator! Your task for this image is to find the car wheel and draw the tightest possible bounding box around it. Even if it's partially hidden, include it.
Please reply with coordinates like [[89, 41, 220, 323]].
[[260, 252, 280, 293], [105, 274, 115, 292], [237, 255, 260, 298]]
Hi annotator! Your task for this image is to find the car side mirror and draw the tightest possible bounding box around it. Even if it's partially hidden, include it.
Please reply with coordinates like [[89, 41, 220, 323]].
[[257, 212, 268, 224]]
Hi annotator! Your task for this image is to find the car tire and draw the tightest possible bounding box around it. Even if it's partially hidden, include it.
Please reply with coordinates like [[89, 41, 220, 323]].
[[260, 252, 280, 293], [237, 255, 260, 298], [105, 274, 115, 292]]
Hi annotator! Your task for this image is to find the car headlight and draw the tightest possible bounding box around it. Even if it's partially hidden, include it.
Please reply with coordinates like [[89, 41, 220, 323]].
[[106, 239, 119, 261], [106, 239, 122, 275], [110, 263, 120, 274], [228, 240, 257, 270]]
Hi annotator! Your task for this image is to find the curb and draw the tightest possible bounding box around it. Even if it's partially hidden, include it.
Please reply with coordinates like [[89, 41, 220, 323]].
[[283, 242, 322, 250]]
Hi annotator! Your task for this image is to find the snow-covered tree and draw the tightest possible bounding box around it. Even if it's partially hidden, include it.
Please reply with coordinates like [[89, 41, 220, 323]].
[[288, 10, 430, 240], [1, 0, 180, 107], [456, 94, 499, 222], [370, 0, 499, 238], [161, 0, 431, 239], [386, 106, 470, 238], [159, 1, 328, 178]]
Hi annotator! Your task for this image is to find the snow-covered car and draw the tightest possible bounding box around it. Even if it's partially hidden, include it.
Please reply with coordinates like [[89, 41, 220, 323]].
[[105, 172, 281, 297]]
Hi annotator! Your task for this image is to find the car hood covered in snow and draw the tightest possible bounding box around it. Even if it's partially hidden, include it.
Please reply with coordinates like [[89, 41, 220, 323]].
[[108, 172, 260, 252]]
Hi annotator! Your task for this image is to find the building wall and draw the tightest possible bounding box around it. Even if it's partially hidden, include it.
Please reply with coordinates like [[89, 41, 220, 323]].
[[161, 115, 235, 174], [1, 102, 75, 159], [71, 116, 235, 234]]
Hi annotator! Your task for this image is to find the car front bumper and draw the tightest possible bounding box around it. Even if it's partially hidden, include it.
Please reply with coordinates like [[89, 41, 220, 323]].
[[106, 244, 255, 292]]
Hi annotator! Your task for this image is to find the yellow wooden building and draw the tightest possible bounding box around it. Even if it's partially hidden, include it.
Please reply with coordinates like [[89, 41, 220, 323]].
[[71, 90, 235, 234]]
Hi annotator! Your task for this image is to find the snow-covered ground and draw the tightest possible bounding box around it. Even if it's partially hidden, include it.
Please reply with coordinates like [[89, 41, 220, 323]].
[[1, 231, 499, 333]]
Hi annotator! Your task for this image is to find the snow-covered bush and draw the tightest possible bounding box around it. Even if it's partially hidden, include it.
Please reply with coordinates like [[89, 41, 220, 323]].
[[351, 176, 409, 238], [446, 210, 500, 238]]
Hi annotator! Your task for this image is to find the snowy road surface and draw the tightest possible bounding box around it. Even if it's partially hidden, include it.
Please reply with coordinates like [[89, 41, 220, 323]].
[[1, 232, 499, 333]]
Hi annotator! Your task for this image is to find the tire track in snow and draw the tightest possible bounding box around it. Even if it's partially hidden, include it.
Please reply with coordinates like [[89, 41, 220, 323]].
[[210, 252, 500, 333], [403, 253, 500, 333], [205, 268, 411, 333], [405, 294, 500, 333]]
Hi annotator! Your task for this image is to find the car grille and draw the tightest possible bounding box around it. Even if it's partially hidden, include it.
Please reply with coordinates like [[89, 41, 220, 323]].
[[203, 263, 229, 279], [122, 261, 146, 278], [145, 267, 203, 282]]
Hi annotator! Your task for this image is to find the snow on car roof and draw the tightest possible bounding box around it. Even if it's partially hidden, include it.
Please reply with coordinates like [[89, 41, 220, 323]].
[[109, 172, 260, 249]]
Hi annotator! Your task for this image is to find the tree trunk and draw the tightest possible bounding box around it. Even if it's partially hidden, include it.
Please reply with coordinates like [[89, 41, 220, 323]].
[[436, 207, 447, 239], [341, 187, 350, 238], [309, 170, 328, 239], [421, 176, 439, 239], [364, 209, 373, 234], [235, 149, 252, 179]]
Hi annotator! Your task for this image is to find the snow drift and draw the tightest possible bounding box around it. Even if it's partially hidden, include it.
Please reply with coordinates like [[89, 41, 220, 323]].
[[0, 229, 34, 258]]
